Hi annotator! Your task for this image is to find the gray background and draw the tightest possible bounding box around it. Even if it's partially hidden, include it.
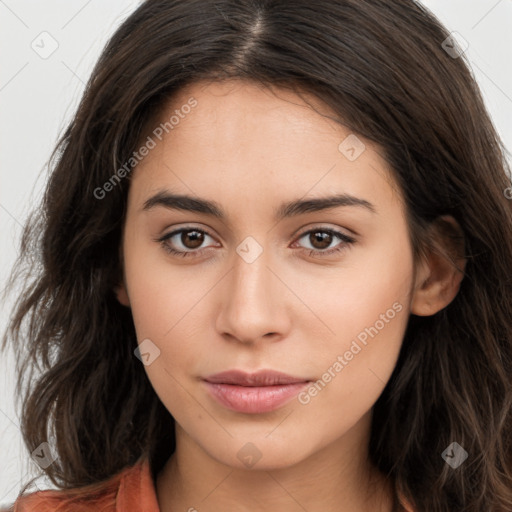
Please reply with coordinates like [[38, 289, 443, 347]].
[[1, 0, 511, 503]]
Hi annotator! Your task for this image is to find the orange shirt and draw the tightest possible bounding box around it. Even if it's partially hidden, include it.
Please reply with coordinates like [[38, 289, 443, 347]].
[[9, 457, 415, 511], [10, 458, 159, 512]]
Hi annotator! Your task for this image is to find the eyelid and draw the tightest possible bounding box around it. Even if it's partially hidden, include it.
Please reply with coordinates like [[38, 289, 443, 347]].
[[293, 223, 357, 240]]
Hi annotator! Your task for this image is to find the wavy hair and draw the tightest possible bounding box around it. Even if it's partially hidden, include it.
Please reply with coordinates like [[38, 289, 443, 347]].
[[2, 0, 512, 510]]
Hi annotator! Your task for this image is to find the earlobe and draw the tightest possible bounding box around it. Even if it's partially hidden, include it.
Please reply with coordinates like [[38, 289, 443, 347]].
[[115, 282, 131, 307], [115, 243, 130, 307], [410, 215, 466, 317]]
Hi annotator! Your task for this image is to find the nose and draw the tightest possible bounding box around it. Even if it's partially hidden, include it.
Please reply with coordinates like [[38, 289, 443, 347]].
[[215, 245, 292, 346]]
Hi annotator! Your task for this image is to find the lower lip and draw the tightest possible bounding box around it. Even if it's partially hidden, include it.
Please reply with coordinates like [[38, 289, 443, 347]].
[[203, 381, 310, 414]]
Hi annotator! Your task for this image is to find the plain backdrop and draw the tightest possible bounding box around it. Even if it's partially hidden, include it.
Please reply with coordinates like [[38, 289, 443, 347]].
[[1, 0, 511, 504]]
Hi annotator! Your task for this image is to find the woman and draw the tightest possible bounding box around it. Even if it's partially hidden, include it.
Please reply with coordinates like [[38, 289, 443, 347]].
[[3, 0, 512, 510]]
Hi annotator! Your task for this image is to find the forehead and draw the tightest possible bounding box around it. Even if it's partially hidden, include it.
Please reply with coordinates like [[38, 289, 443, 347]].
[[129, 79, 401, 216], [185, 80, 350, 152]]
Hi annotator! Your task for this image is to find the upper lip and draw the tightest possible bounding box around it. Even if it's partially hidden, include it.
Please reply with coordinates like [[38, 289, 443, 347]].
[[203, 369, 310, 386]]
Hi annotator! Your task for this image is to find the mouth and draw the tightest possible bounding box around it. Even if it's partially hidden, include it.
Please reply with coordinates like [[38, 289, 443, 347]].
[[202, 369, 311, 414]]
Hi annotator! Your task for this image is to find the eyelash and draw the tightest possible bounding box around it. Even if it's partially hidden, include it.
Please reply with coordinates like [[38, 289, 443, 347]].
[[156, 226, 356, 259]]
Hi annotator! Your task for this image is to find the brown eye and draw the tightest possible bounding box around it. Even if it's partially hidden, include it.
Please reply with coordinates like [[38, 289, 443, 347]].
[[158, 228, 218, 258], [180, 230, 204, 249], [295, 228, 356, 257], [308, 231, 333, 250]]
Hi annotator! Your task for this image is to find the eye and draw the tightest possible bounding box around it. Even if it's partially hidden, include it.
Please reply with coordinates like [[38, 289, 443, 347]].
[[157, 227, 219, 258], [293, 228, 356, 257], [156, 226, 356, 259]]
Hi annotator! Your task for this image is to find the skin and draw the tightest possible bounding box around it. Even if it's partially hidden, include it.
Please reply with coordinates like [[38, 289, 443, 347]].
[[115, 79, 466, 512]]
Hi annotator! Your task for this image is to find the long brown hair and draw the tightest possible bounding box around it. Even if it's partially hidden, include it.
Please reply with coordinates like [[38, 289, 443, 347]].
[[2, 1, 512, 510]]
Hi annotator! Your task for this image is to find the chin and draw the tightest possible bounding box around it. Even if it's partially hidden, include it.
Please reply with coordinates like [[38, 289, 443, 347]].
[[200, 434, 314, 471]]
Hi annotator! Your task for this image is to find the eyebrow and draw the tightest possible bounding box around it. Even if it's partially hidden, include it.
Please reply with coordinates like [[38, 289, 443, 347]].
[[142, 190, 377, 220]]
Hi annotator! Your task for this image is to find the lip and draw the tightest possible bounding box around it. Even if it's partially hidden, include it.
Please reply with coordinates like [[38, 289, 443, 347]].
[[203, 369, 311, 414]]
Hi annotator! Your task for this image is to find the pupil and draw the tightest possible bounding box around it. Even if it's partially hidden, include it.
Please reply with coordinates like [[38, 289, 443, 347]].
[[182, 230, 204, 249]]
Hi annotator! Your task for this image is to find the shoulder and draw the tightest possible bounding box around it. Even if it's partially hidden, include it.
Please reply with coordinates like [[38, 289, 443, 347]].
[[6, 457, 159, 512], [7, 482, 118, 512], [7, 489, 111, 511]]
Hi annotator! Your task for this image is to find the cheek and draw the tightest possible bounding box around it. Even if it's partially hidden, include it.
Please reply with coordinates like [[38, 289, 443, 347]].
[[124, 254, 208, 418], [294, 223, 411, 327], [127, 275, 212, 387], [295, 234, 412, 415], [122, 235, 219, 399], [122, 229, 211, 341]]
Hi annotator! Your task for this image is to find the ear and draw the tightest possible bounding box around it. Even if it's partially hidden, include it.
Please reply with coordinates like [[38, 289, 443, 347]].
[[114, 245, 131, 307], [411, 215, 466, 316], [115, 280, 131, 307]]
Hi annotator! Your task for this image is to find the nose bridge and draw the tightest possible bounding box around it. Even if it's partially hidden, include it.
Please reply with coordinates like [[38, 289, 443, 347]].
[[217, 236, 288, 342], [233, 247, 272, 308]]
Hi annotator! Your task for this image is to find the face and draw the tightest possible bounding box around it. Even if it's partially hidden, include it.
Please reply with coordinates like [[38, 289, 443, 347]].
[[117, 79, 417, 470]]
